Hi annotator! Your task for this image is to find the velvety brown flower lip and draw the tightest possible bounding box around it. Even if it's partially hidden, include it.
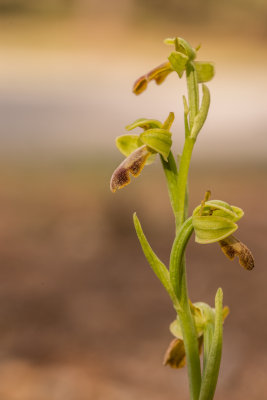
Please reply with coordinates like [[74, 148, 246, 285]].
[[163, 338, 186, 369], [219, 235, 254, 271], [132, 75, 148, 95], [132, 61, 173, 95], [163, 336, 203, 369], [110, 145, 151, 192]]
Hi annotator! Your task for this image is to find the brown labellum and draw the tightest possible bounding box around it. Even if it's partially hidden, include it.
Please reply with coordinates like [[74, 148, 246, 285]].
[[219, 235, 254, 271], [163, 338, 186, 369], [133, 62, 173, 95], [110, 145, 151, 192], [132, 75, 148, 95], [163, 336, 203, 369]]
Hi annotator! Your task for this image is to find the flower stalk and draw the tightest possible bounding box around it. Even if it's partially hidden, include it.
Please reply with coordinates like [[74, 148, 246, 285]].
[[110, 37, 254, 400]]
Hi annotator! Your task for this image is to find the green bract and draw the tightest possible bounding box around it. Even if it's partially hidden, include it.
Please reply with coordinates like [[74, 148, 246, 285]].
[[192, 200, 244, 244], [168, 51, 189, 78]]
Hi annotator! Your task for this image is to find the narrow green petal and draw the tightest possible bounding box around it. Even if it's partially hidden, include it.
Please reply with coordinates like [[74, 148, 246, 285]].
[[162, 112, 175, 130], [170, 319, 183, 339]]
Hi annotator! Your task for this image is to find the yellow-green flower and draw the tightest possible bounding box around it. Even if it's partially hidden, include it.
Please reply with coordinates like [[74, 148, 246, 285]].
[[192, 197, 254, 270], [110, 114, 174, 192], [164, 302, 229, 369], [133, 37, 215, 96]]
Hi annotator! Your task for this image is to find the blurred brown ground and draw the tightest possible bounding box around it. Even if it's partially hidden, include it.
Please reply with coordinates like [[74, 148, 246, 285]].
[[0, 0, 267, 399], [0, 161, 265, 400]]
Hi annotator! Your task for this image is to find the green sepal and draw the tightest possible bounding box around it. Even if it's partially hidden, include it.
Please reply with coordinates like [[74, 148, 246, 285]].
[[192, 215, 238, 244], [168, 51, 189, 78], [116, 135, 142, 157], [140, 128, 172, 161], [190, 84, 210, 139], [116, 135, 156, 165], [170, 318, 183, 339], [195, 61, 215, 83], [125, 118, 162, 131]]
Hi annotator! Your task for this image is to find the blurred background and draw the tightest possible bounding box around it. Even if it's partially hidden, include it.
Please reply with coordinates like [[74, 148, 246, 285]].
[[0, 0, 266, 399]]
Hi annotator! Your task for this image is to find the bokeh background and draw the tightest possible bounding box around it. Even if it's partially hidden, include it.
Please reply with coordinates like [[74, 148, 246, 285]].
[[0, 1, 266, 399]]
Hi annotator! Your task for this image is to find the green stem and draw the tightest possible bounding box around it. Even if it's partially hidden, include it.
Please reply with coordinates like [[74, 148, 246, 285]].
[[169, 217, 193, 300], [199, 289, 223, 400], [179, 303, 202, 400], [169, 59, 201, 399], [169, 218, 201, 400], [176, 137, 195, 229]]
